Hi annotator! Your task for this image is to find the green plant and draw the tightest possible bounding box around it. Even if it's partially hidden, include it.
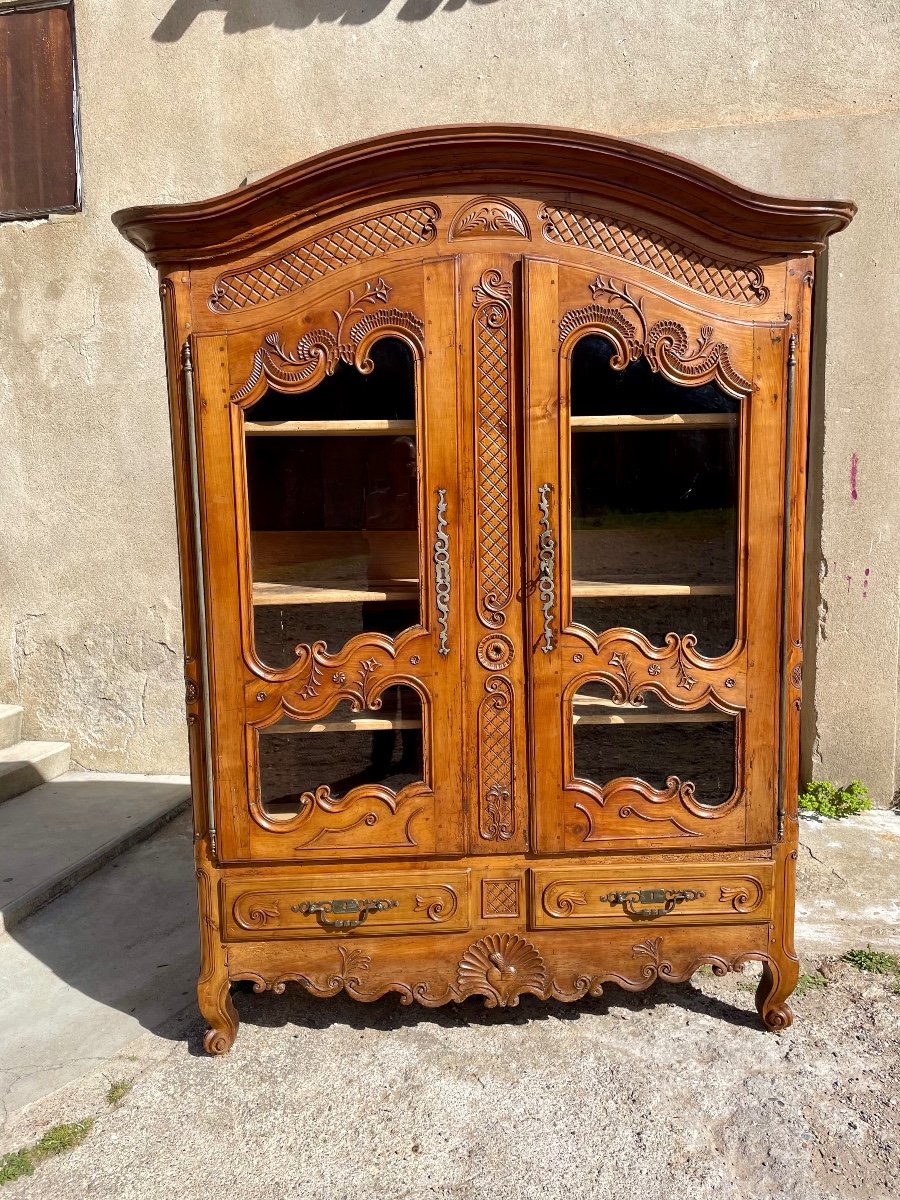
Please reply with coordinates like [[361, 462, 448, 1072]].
[[0, 1119, 93, 1186], [105, 1079, 131, 1105], [842, 947, 900, 975], [795, 972, 828, 997], [798, 779, 872, 819]]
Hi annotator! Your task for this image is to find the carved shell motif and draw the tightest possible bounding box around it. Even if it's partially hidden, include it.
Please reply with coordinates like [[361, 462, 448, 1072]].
[[457, 933, 547, 1007]]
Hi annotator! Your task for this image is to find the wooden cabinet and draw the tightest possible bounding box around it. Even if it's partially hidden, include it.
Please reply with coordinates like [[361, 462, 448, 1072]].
[[115, 125, 854, 1052]]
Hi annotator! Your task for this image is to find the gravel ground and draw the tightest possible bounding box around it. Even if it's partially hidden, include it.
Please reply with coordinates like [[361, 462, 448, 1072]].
[[1, 954, 898, 1200], [2, 812, 897, 1200]]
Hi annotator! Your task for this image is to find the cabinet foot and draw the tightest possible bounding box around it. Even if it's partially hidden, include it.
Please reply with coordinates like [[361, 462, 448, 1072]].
[[755, 955, 798, 1032], [199, 978, 239, 1055]]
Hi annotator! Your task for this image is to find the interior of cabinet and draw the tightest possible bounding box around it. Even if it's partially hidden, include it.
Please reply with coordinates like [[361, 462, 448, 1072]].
[[244, 337, 420, 665]]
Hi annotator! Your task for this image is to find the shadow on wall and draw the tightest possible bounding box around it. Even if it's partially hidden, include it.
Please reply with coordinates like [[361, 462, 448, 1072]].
[[153, 0, 502, 40]]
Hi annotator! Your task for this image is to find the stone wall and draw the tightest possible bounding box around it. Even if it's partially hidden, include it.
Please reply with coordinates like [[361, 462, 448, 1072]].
[[1, 0, 897, 802]]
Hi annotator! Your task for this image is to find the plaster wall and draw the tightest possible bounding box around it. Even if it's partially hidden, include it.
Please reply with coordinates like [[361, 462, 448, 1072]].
[[1, 0, 898, 801]]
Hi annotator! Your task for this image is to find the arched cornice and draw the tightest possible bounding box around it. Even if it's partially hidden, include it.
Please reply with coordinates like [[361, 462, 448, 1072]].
[[113, 124, 855, 265]]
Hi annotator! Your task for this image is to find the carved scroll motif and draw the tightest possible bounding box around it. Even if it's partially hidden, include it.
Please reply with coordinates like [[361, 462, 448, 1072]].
[[473, 269, 514, 627], [230, 278, 424, 403], [559, 276, 752, 399], [478, 676, 515, 842], [209, 204, 440, 312], [449, 197, 530, 240], [539, 204, 769, 304]]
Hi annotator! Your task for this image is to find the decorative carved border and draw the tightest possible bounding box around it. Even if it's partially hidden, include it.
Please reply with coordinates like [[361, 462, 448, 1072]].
[[209, 204, 440, 313], [539, 204, 769, 305], [560, 276, 752, 399], [231, 935, 774, 1010], [473, 268, 514, 626]]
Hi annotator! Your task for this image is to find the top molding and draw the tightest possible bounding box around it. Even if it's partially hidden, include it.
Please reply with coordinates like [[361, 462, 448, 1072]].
[[113, 123, 855, 265]]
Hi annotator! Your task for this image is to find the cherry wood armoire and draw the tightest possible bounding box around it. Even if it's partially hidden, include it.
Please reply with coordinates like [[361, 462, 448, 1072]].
[[115, 126, 854, 1053]]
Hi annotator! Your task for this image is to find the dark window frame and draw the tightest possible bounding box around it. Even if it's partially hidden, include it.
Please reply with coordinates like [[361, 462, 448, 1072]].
[[0, 0, 83, 221]]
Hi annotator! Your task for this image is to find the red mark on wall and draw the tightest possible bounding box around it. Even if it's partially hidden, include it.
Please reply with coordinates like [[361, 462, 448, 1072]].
[[850, 453, 859, 502], [863, 567, 870, 599]]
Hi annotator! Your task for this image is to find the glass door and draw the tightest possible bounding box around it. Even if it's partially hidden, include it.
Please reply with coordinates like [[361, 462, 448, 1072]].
[[524, 258, 778, 852], [202, 264, 465, 862]]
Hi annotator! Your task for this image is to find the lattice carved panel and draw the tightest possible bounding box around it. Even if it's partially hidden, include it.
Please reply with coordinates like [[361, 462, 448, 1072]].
[[473, 268, 514, 628], [209, 204, 439, 313], [540, 205, 769, 305], [478, 677, 515, 841]]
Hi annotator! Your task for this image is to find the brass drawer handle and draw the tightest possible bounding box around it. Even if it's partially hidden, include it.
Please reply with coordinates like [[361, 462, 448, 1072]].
[[434, 487, 451, 656], [537, 483, 556, 653], [599, 887, 705, 920], [290, 897, 399, 930]]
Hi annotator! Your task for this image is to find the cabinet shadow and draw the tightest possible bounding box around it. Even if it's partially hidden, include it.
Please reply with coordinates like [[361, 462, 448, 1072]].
[[183, 972, 765, 1055], [153, 0, 502, 41]]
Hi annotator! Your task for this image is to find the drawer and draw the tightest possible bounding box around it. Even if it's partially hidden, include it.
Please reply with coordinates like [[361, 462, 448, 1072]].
[[222, 869, 471, 940], [528, 863, 774, 929]]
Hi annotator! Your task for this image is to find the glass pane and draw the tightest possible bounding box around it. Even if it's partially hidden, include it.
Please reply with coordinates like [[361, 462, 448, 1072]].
[[244, 339, 420, 667], [258, 685, 423, 819], [572, 682, 737, 806], [572, 597, 735, 659], [570, 336, 739, 657]]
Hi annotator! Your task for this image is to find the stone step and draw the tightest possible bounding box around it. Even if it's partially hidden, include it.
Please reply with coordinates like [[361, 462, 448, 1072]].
[[0, 705, 24, 750], [0, 772, 191, 936], [0, 740, 71, 805]]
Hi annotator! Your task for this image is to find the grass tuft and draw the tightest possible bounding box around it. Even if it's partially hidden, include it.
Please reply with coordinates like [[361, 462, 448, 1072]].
[[794, 972, 828, 997], [105, 1079, 132, 1106], [842, 947, 900, 975], [798, 779, 872, 820], [0, 1119, 93, 1186]]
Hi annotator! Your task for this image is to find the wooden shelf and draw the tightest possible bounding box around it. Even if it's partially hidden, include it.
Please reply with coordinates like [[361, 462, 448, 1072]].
[[253, 579, 418, 606], [572, 694, 731, 726], [268, 716, 421, 734], [571, 414, 737, 431], [246, 420, 416, 437], [571, 581, 734, 598]]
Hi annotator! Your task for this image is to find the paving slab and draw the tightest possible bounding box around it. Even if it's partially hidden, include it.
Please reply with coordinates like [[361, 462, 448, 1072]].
[[0, 772, 190, 934], [796, 809, 900, 952], [0, 811, 196, 1116]]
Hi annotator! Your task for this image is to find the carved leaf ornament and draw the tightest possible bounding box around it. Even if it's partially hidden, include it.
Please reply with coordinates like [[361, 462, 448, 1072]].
[[561, 276, 752, 399]]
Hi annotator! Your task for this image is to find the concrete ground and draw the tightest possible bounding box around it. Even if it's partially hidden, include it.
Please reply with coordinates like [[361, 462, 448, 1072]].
[[0, 810, 897, 1200]]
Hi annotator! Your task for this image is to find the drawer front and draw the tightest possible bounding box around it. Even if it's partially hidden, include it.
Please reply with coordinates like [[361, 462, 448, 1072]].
[[529, 864, 774, 929], [223, 869, 471, 940]]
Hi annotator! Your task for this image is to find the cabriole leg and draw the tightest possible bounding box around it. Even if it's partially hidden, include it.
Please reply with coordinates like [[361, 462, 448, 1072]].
[[199, 973, 239, 1055]]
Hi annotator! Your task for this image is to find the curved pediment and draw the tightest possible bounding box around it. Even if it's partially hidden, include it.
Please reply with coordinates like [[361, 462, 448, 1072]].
[[113, 123, 855, 265]]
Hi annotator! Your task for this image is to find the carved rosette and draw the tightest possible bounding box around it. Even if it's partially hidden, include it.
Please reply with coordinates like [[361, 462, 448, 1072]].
[[559, 276, 752, 400], [478, 677, 515, 841], [473, 269, 514, 627], [230, 278, 425, 403], [209, 204, 440, 312]]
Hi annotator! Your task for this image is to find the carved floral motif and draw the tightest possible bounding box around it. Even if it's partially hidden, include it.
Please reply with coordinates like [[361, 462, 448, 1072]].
[[559, 276, 752, 399], [231, 278, 424, 402]]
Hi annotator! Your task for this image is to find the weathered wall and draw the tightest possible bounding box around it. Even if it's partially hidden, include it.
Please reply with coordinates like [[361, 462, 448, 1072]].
[[1, 0, 898, 800]]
